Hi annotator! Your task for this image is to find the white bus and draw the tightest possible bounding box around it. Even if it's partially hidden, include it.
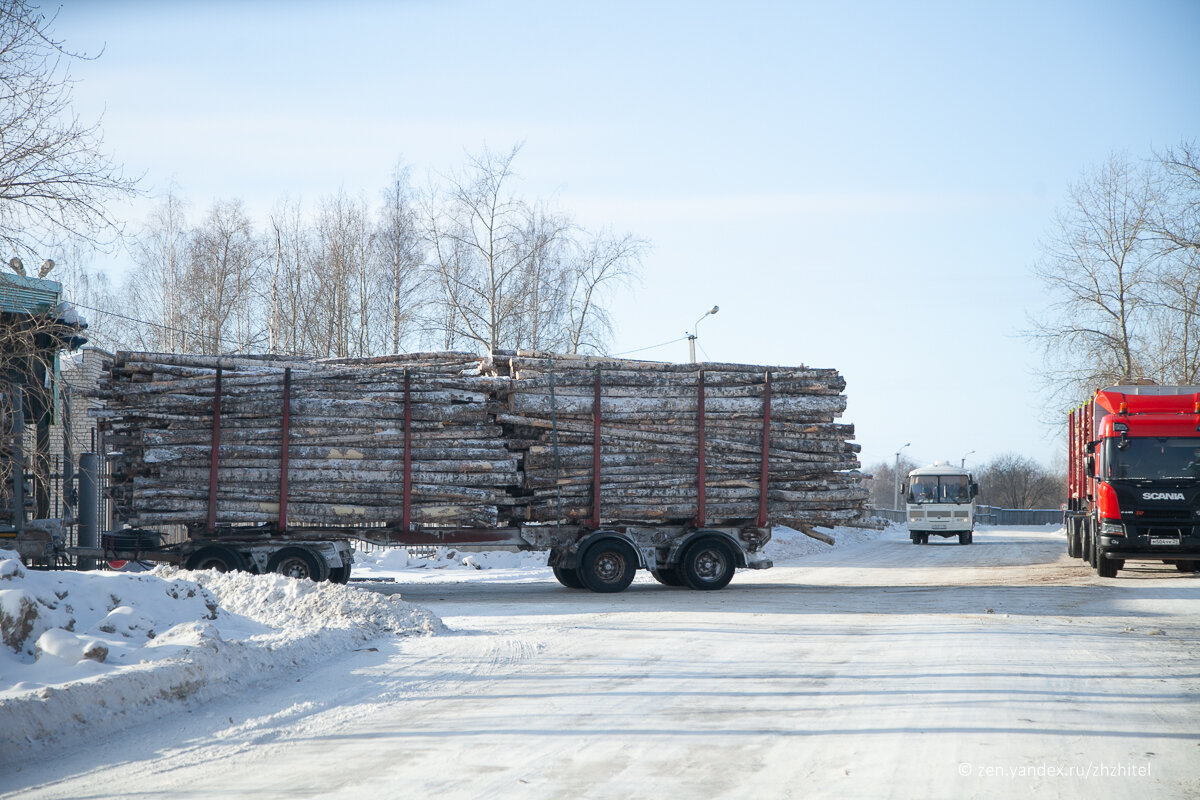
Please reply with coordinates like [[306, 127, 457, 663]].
[[904, 462, 979, 545]]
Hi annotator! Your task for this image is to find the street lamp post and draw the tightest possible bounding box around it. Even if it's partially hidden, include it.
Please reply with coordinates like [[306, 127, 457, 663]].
[[960, 450, 975, 469], [687, 305, 719, 363], [893, 442, 911, 511]]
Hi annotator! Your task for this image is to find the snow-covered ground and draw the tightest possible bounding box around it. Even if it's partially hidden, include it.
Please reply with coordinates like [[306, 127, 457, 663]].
[[3, 524, 1199, 799]]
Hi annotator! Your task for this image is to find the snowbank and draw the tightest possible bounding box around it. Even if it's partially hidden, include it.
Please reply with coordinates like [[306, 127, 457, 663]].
[[0, 549, 440, 759], [765, 523, 893, 564]]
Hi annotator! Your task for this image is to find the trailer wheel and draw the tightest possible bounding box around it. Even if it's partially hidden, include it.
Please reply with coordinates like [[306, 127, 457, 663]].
[[579, 539, 637, 593], [185, 546, 247, 573], [267, 546, 329, 582], [552, 564, 585, 589], [681, 537, 735, 591], [650, 567, 685, 586]]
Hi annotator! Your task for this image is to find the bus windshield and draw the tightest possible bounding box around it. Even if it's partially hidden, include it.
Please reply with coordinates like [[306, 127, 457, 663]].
[[1105, 437, 1200, 481], [908, 475, 971, 505]]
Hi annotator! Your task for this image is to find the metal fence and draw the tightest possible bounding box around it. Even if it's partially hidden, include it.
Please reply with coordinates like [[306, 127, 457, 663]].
[[869, 506, 1062, 526]]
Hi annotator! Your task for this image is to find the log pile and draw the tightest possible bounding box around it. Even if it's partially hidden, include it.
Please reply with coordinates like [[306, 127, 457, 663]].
[[485, 351, 868, 529], [95, 349, 868, 532], [95, 352, 515, 529]]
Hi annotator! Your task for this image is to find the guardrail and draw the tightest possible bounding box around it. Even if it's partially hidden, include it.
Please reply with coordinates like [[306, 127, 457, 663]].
[[868, 506, 1063, 526]]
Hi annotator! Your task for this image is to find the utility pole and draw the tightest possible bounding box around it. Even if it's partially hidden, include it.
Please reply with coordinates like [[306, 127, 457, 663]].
[[893, 442, 910, 510], [688, 306, 719, 363]]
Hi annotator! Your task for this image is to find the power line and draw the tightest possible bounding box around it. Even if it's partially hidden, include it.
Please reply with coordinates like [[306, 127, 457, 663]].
[[613, 335, 687, 358], [68, 301, 247, 348]]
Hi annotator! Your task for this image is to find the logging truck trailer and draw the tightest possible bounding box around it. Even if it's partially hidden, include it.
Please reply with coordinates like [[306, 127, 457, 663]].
[[1065, 384, 1200, 578], [902, 462, 979, 545], [69, 520, 772, 593]]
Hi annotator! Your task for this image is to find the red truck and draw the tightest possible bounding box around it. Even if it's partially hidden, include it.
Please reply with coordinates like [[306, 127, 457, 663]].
[[1066, 384, 1200, 577]]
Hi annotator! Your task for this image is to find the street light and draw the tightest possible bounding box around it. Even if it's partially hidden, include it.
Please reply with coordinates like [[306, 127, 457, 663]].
[[960, 450, 975, 469], [687, 305, 719, 363], [893, 442, 911, 511]]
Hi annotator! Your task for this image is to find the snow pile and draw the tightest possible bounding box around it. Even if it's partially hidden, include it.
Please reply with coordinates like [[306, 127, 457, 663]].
[[766, 524, 893, 564], [0, 549, 440, 758], [354, 546, 549, 572]]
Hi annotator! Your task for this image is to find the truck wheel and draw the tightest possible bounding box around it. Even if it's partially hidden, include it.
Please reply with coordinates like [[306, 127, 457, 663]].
[[909, 534, 920, 545], [958, 532, 971, 545], [1175, 561, 1198, 572], [650, 567, 685, 586], [681, 537, 735, 591], [1066, 520, 1081, 558], [1096, 554, 1119, 578], [552, 564, 585, 589], [328, 565, 351, 584], [267, 546, 329, 582], [185, 546, 247, 573], [579, 539, 637, 593]]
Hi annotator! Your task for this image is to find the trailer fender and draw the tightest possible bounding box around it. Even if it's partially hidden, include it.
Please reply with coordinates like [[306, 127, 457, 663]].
[[556, 530, 645, 571], [669, 530, 748, 569]]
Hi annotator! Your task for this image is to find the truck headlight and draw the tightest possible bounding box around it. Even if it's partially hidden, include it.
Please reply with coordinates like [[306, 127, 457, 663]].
[[1100, 520, 1125, 536]]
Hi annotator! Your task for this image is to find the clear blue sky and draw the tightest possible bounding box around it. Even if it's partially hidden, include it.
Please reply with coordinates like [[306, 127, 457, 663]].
[[53, 0, 1200, 474]]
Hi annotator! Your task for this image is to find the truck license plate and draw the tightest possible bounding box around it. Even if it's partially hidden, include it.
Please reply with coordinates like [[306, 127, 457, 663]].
[[1150, 538, 1179, 545]]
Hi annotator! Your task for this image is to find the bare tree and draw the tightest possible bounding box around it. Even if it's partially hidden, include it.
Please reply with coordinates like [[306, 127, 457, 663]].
[[311, 190, 376, 358], [563, 229, 646, 354], [976, 453, 1063, 509], [125, 190, 190, 351], [1031, 153, 1160, 401], [377, 164, 423, 354], [863, 458, 918, 509], [425, 144, 553, 353], [0, 0, 137, 258], [184, 199, 265, 354]]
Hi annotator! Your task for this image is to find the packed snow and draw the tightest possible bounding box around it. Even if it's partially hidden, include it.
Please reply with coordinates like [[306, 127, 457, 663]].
[[0, 525, 861, 758], [4, 524, 1199, 799], [0, 548, 440, 756]]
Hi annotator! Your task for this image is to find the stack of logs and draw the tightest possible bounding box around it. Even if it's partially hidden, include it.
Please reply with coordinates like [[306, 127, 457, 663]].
[[486, 352, 867, 530], [95, 350, 868, 532], [96, 351, 515, 529]]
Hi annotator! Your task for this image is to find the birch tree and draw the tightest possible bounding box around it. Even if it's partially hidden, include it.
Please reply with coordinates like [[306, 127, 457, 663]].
[[0, 0, 137, 257]]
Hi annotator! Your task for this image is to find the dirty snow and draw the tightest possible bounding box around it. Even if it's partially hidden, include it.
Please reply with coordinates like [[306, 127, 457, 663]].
[[0, 549, 439, 756]]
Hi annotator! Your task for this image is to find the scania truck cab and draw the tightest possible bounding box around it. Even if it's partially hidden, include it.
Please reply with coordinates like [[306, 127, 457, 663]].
[[1067, 384, 1200, 577], [904, 462, 979, 545]]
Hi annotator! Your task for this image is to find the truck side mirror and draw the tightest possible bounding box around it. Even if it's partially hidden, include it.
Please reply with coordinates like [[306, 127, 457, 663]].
[[1086, 455, 1096, 478]]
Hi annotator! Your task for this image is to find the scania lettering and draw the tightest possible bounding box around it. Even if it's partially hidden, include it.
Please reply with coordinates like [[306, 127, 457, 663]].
[[1065, 384, 1200, 577]]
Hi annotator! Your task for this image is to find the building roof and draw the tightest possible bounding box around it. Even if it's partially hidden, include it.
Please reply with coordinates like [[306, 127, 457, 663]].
[[0, 271, 63, 315]]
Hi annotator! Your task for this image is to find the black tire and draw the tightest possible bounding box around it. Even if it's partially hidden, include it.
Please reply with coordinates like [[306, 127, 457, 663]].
[[267, 546, 329, 582], [650, 567, 685, 586], [328, 565, 351, 584], [910, 534, 921, 545], [958, 532, 971, 545], [1096, 552, 1119, 578], [1066, 520, 1081, 558], [552, 564, 585, 589], [919, 534, 929, 545], [185, 545, 247, 573], [579, 539, 638, 593], [1175, 561, 1199, 572], [680, 537, 736, 591]]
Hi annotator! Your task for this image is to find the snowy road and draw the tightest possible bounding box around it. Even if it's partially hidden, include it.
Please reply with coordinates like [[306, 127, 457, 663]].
[[5, 526, 1199, 799]]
